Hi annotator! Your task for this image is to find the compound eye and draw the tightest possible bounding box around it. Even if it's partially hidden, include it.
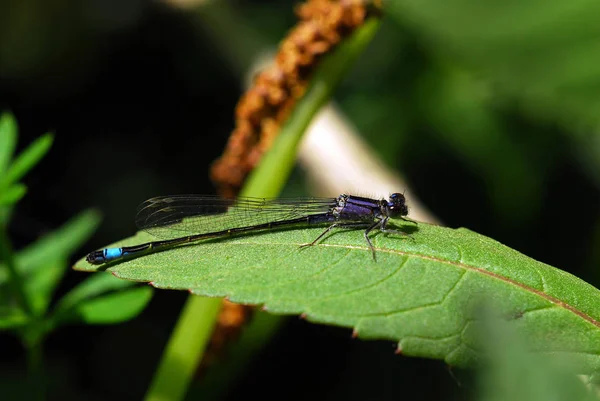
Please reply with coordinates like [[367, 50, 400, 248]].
[[387, 193, 408, 216], [390, 193, 404, 202]]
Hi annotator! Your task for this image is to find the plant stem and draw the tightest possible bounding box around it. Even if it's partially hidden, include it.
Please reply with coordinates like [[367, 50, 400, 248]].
[[144, 16, 381, 401], [25, 336, 45, 401], [243, 18, 381, 197], [187, 311, 286, 400], [145, 296, 222, 401]]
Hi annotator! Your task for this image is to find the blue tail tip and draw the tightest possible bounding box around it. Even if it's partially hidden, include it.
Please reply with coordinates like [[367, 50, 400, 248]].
[[86, 248, 123, 264]]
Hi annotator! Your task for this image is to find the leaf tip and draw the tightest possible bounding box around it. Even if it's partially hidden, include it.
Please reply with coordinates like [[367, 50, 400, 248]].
[[394, 343, 403, 355]]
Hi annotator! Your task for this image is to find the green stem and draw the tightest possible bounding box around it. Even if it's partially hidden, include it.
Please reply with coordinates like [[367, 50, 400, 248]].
[[144, 16, 381, 401], [145, 296, 222, 401], [0, 222, 32, 316], [243, 18, 381, 198], [187, 311, 286, 400], [25, 336, 45, 401]]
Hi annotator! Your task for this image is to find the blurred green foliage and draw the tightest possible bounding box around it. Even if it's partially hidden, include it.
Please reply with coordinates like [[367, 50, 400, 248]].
[[0, 112, 153, 399]]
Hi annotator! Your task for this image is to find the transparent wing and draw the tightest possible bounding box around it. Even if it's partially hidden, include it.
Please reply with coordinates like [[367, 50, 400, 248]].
[[135, 195, 337, 240]]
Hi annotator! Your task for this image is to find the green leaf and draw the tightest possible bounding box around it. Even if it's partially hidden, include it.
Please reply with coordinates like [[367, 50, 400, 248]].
[[0, 112, 17, 175], [61, 286, 153, 325], [0, 209, 101, 286], [416, 65, 542, 221], [386, 1, 600, 183], [387, 1, 600, 123], [0, 210, 101, 322], [52, 271, 152, 325], [0, 306, 29, 329], [477, 312, 595, 401], [0, 132, 53, 188], [0, 183, 27, 206], [24, 259, 67, 317], [54, 271, 140, 312], [74, 221, 600, 375]]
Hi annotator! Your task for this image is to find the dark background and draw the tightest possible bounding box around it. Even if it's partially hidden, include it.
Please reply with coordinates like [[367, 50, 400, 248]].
[[1, 1, 598, 400]]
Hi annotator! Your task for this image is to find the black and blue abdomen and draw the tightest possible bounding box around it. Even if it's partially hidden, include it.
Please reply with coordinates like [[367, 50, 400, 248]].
[[86, 247, 125, 264]]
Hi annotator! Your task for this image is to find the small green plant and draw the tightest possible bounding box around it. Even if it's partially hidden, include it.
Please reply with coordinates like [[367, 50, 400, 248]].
[[0, 112, 153, 400]]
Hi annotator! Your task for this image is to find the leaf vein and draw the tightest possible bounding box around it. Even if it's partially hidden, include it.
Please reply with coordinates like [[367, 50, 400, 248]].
[[293, 243, 600, 328], [299, 256, 410, 305]]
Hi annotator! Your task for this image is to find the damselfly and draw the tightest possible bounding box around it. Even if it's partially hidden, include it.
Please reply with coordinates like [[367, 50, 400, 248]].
[[86, 193, 415, 265]]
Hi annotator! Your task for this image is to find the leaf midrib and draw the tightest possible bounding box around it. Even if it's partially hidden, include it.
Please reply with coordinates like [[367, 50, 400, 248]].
[[314, 242, 600, 328], [181, 239, 600, 328]]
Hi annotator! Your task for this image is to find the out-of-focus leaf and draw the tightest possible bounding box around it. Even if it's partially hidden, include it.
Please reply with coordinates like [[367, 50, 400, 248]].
[[0, 183, 27, 206], [0, 209, 101, 285], [53, 271, 139, 312], [56, 286, 153, 325], [0, 132, 53, 188], [387, 0, 600, 122], [51, 271, 152, 326], [477, 311, 595, 401], [416, 64, 542, 221], [25, 260, 67, 317], [0, 306, 29, 329], [0, 112, 17, 175], [386, 0, 600, 184]]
